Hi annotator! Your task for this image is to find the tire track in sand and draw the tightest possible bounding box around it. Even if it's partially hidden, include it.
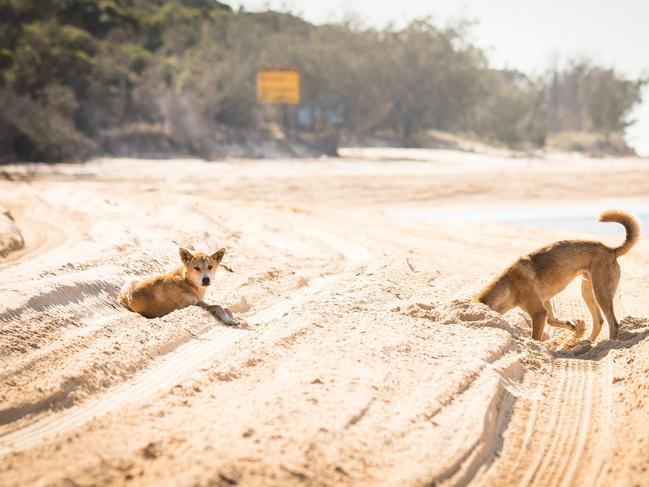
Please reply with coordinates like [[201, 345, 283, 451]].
[[480, 359, 603, 487], [0, 326, 244, 456], [0, 227, 373, 456], [0, 272, 344, 456], [479, 293, 610, 487]]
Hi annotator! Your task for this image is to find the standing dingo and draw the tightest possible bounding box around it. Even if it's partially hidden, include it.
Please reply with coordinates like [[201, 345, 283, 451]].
[[474, 210, 640, 341]]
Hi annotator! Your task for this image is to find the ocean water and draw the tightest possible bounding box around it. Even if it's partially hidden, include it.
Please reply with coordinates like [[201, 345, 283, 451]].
[[388, 202, 648, 236], [501, 210, 649, 236]]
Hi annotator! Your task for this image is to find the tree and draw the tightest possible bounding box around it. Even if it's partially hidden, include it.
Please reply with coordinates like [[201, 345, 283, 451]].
[[582, 68, 646, 138]]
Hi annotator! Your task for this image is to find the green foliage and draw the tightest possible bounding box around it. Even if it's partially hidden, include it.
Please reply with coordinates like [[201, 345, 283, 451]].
[[546, 60, 647, 137], [0, 87, 95, 162], [582, 68, 646, 135], [472, 70, 547, 148], [7, 21, 96, 94], [0, 1, 644, 162], [377, 21, 487, 141], [119, 43, 151, 73]]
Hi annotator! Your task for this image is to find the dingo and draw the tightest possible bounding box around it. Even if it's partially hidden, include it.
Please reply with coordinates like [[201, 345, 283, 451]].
[[474, 210, 640, 341], [118, 247, 236, 324]]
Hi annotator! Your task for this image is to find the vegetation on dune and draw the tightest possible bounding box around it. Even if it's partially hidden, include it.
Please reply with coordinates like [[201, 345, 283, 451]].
[[0, 0, 645, 162]]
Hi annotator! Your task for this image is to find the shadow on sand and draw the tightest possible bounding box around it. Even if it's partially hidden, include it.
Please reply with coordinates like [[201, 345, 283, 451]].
[[553, 316, 649, 361]]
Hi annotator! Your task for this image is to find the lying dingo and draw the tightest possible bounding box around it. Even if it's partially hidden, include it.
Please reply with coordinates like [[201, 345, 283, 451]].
[[118, 247, 236, 324], [474, 210, 640, 341]]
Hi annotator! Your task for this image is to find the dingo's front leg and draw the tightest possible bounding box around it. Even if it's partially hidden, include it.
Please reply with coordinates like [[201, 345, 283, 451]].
[[197, 301, 236, 325], [544, 300, 577, 331]]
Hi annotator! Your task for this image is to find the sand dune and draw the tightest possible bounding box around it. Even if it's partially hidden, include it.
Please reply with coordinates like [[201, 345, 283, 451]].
[[1, 150, 648, 486]]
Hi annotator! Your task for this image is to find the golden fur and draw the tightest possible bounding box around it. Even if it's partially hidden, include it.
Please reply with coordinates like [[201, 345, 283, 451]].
[[118, 247, 235, 324], [474, 210, 640, 341]]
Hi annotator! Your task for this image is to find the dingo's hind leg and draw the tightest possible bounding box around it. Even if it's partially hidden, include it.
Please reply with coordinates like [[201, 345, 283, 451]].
[[591, 262, 621, 340], [581, 276, 605, 341]]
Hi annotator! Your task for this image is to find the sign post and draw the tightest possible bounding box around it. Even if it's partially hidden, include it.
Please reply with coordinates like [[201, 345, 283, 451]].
[[256, 67, 300, 130], [256, 67, 300, 105]]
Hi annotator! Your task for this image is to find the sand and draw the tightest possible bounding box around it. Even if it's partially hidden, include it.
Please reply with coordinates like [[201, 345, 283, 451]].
[[0, 149, 648, 486], [0, 208, 23, 258]]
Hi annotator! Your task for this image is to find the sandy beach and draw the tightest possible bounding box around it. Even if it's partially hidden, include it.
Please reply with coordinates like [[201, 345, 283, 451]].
[[1, 148, 648, 486]]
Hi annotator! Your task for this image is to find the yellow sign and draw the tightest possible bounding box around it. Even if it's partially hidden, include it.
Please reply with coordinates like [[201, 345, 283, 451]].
[[256, 68, 300, 105]]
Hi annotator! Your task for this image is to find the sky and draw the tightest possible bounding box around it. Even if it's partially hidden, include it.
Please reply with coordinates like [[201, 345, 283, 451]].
[[230, 0, 649, 155]]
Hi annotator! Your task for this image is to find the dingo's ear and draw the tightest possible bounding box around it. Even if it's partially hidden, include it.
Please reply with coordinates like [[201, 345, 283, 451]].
[[211, 248, 226, 264], [179, 247, 193, 264]]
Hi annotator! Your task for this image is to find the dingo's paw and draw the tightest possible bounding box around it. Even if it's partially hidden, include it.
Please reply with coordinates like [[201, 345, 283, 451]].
[[220, 313, 236, 326]]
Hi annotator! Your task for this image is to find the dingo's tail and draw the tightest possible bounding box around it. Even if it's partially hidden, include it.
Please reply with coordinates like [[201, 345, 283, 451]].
[[599, 210, 641, 257]]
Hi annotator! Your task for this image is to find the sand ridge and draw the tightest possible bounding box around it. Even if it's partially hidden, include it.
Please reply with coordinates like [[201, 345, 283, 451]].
[[0, 208, 23, 258]]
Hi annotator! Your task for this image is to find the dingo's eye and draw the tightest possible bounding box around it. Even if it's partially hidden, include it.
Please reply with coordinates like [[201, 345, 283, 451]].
[[193, 266, 200, 271], [208, 265, 213, 270]]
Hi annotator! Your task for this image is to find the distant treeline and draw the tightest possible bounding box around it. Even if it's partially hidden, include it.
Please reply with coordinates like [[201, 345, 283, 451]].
[[0, 0, 646, 162]]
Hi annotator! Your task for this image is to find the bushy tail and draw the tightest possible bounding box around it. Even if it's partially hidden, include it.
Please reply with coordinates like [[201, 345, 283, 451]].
[[599, 210, 641, 257]]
